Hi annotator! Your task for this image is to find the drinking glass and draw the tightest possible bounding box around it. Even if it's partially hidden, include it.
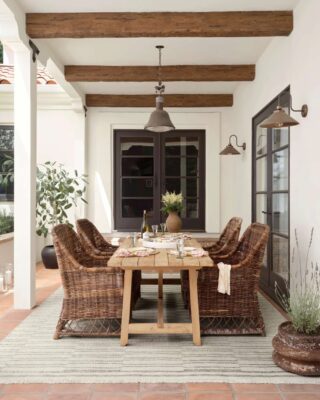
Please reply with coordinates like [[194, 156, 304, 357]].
[[160, 223, 167, 235], [151, 225, 158, 237], [131, 232, 138, 247], [176, 239, 184, 259]]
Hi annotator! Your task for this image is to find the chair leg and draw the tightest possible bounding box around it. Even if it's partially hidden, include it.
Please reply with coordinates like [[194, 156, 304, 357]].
[[53, 318, 67, 340]]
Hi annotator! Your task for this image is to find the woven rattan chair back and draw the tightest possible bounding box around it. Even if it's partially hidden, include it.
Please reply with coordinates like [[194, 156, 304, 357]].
[[76, 218, 116, 256]]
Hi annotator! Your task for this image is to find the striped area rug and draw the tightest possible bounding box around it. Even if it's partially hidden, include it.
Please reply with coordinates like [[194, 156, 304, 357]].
[[0, 284, 319, 384]]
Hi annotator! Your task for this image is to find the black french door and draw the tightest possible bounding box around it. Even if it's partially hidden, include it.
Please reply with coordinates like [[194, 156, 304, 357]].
[[252, 88, 290, 302], [114, 130, 205, 231]]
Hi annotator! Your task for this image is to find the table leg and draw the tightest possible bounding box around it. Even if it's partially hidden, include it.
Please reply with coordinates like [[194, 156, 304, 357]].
[[189, 269, 201, 346], [120, 269, 133, 346], [157, 272, 164, 328]]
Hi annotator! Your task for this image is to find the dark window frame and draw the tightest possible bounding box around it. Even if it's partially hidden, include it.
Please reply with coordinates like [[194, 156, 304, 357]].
[[0, 125, 14, 202], [252, 86, 290, 303], [113, 129, 206, 231]]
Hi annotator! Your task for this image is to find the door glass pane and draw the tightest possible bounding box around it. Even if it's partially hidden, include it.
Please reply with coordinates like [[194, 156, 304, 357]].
[[256, 126, 267, 156], [273, 235, 289, 280], [272, 193, 288, 235], [122, 158, 153, 176], [122, 178, 153, 197], [165, 157, 198, 177], [272, 126, 288, 151], [122, 199, 153, 218], [165, 178, 199, 198], [181, 199, 199, 219], [256, 156, 267, 192], [256, 194, 268, 224], [121, 137, 154, 156], [273, 148, 288, 191], [165, 136, 199, 156]]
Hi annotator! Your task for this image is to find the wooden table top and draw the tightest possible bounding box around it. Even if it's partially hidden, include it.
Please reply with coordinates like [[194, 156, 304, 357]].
[[108, 237, 214, 271]]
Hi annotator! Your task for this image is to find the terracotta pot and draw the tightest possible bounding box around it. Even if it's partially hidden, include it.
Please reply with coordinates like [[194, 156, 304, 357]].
[[41, 245, 58, 269], [166, 212, 182, 233], [272, 321, 320, 376]]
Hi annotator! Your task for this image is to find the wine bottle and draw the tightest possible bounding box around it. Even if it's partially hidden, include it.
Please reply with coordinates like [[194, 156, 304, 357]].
[[141, 210, 152, 236]]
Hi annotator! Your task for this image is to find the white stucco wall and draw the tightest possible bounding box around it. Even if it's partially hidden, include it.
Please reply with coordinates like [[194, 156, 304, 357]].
[[0, 100, 86, 261], [220, 0, 320, 278], [86, 108, 224, 234]]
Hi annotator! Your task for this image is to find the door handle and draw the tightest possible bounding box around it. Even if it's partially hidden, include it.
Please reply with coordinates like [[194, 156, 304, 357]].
[[262, 211, 272, 215]]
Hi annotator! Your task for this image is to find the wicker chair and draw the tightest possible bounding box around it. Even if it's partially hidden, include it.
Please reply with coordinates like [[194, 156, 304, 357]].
[[52, 224, 139, 339], [196, 222, 270, 336], [76, 218, 118, 257], [181, 217, 242, 307], [204, 217, 242, 255], [76, 218, 141, 299]]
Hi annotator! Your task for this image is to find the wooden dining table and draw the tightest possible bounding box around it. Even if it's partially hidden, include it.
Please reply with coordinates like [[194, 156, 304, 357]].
[[108, 237, 213, 346]]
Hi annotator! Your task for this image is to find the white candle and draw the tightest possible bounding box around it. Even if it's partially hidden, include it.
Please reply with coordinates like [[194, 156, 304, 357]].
[[5, 270, 12, 287], [0, 276, 4, 292]]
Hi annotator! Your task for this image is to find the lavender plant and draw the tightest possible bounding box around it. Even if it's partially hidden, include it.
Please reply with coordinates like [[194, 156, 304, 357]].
[[275, 228, 320, 334]]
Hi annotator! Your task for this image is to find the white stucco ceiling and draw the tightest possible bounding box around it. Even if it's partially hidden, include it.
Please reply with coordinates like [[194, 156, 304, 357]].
[[14, 0, 300, 97], [17, 0, 300, 13]]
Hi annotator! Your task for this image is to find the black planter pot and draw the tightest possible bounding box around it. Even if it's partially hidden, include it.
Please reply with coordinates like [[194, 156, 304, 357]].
[[41, 245, 58, 269]]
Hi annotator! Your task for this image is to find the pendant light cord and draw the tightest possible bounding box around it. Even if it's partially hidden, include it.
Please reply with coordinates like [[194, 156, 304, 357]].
[[155, 45, 165, 95]]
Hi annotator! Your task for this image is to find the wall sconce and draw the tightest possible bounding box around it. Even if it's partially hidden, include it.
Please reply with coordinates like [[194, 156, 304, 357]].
[[220, 134, 246, 155], [260, 94, 308, 128]]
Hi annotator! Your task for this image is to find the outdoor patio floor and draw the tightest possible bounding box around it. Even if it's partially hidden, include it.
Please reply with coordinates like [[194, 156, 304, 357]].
[[0, 266, 320, 399]]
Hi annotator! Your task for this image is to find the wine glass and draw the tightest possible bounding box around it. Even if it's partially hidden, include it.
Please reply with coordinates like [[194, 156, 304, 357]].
[[160, 223, 167, 235], [176, 239, 184, 259], [151, 225, 158, 237]]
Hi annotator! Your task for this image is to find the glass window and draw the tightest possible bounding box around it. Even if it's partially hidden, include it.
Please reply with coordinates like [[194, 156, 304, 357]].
[[273, 148, 289, 191], [272, 193, 289, 235], [256, 156, 267, 192], [0, 125, 14, 202]]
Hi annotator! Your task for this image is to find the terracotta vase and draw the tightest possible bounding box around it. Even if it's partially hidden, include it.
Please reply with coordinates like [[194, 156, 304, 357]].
[[272, 321, 320, 376], [166, 212, 182, 233]]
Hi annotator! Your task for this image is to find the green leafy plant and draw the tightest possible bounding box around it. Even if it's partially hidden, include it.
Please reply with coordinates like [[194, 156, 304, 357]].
[[161, 191, 184, 214], [275, 228, 320, 334], [36, 161, 88, 238], [0, 153, 14, 186], [0, 209, 14, 235]]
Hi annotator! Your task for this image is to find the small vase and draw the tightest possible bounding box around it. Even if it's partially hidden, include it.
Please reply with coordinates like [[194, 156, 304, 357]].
[[166, 212, 182, 233], [41, 245, 58, 269]]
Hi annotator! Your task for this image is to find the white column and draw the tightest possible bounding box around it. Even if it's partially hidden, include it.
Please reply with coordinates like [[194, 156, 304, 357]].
[[14, 46, 37, 309]]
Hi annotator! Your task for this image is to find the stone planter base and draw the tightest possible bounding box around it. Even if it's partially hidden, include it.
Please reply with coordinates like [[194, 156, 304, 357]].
[[272, 321, 320, 376]]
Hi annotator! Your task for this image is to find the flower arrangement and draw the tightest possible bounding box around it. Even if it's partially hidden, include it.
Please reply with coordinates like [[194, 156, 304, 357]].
[[275, 228, 320, 335], [161, 191, 183, 214]]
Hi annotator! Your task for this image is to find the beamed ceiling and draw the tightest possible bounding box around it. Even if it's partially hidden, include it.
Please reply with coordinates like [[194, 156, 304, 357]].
[[15, 0, 300, 108]]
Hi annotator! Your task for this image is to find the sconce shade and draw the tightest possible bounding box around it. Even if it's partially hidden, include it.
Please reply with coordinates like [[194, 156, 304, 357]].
[[144, 96, 175, 132], [220, 143, 241, 155], [260, 105, 299, 128]]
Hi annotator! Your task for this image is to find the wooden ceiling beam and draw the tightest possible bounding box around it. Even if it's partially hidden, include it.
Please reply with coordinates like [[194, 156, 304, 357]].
[[65, 65, 255, 82], [86, 94, 233, 108], [26, 11, 293, 38]]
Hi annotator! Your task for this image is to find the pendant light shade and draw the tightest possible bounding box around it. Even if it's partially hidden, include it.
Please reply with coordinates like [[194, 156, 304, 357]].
[[144, 96, 175, 132], [145, 45, 175, 133], [260, 106, 299, 128]]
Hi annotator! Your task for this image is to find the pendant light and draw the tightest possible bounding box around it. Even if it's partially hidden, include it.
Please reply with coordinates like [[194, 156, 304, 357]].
[[220, 134, 246, 155], [260, 94, 308, 128], [144, 45, 175, 132]]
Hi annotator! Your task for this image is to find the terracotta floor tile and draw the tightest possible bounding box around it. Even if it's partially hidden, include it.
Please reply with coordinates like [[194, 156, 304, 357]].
[[91, 393, 137, 400], [47, 394, 90, 400], [232, 384, 278, 393], [2, 384, 49, 393], [139, 394, 185, 400], [140, 383, 185, 392], [278, 384, 320, 392], [188, 393, 232, 400], [1, 310, 31, 321], [49, 383, 91, 393], [235, 394, 282, 400], [282, 395, 320, 400], [0, 394, 45, 400], [0, 320, 20, 331], [92, 383, 139, 392], [186, 383, 231, 392]]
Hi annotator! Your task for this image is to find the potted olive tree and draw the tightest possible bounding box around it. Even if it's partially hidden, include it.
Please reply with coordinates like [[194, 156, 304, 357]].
[[36, 162, 88, 269], [273, 228, 320, 376]]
